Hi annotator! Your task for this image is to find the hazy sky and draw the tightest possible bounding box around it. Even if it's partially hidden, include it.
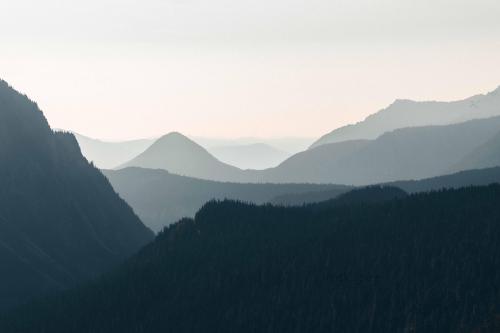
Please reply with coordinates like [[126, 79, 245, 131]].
[[1, 0, 500, 140]]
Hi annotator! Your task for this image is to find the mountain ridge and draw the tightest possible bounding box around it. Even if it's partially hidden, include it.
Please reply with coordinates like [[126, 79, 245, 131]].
[[116, 114, 500, 186], [208, 143, 290, 170], [118, 132, 253, 182], [104, 167, 351, 231], [4, 185, 500, 332], [259, 116, 500, 185], [73, 132, 154, 169], [271, 166, 500, 205], [310, 85, 500, 148], [0, 79, 154, 310]]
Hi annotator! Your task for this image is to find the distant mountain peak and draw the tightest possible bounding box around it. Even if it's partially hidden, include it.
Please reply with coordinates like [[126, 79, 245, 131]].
[[160, 131, 189, 140], [310, 85, 500, 149], [155, 132, 198, 146], [118, 131, 249, 182], [145, 132, 208, 156]]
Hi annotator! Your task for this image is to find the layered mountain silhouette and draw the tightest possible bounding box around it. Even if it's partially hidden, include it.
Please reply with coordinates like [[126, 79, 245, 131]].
[[73, 133, 154, 169], [208, 143, 289, 170], [4, 185, 500, 332], [105, 164, 500, 232], [0, 80, 153, 310], [108, 164, 500, 225], [195, 136, 314, 155], [390, 166, 500, 193], [104, 167, 350, 232], [452, 130, 500, 172], [271, 166, 500, 205], [311, 85, 500, 148], [117, 114, 500, 186], [259, 116, 500, 185], [118, 132, 253, 182], [73, 134, 292, 171]]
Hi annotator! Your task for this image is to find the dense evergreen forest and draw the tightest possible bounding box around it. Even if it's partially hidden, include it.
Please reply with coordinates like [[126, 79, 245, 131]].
[[0, 80, 153, 310], [3, 185, 500, 333]]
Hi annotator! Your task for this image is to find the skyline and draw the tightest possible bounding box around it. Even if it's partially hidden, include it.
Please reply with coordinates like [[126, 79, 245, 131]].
[[1, 0, 500, 140], [9, 78, 500, 142]]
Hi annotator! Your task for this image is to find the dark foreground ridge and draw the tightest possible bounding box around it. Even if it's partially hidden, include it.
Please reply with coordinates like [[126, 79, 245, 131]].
[[0, 79, 154, 310], [3, 185, 500, 333]]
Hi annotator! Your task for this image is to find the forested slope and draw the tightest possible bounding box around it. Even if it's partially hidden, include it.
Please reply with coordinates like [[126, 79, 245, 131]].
[[0, 79, 153, 310], [3, 185, 500, 333]]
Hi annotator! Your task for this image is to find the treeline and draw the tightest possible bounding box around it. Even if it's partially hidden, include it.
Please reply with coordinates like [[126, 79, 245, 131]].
[[3, 185, 500, 332]]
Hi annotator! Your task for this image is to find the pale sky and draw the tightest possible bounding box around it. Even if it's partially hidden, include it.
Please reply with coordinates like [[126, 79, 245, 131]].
[[1, 0, 500, 140]]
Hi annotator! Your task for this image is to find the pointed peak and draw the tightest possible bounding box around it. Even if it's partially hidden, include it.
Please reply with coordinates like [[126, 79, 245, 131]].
[[161, 131, 188, 139], [152, 132, 205, 151], [157, 132, 193, 143]]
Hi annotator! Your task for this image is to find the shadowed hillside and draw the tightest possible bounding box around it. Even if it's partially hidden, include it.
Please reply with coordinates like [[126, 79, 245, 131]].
[[452, 130, 500, 172], [390, 166, 500, 193], [0, 80, 154, 310], [272, 167, 500, 205], [103, 167, 351, 232], [260, 116, 500, 185], [105, 165, 500, 231], [3, 185, 500, 332]]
